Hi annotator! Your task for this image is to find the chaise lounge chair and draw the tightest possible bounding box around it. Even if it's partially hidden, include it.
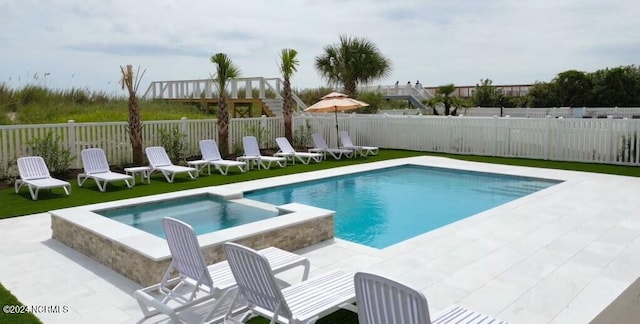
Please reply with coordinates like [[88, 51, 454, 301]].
[[274, 137, 323, 164], [237, 136, 287, 169], [354, 272, 509, 324], [309, 133, 354, 160], [134, 218, 310, 324], [145, 146, 198, 183], [339, 131, 379, 157], [188, 140, 247, 175], [77, 148, 133, 191], [15, 156, 71, 200], [223, 242, 357, 324]]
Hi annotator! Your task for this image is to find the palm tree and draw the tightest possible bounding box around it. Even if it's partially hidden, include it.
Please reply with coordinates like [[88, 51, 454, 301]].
[[278, 48, 299, 143], [119, 65, 145, 165], [210, 53, 240, 155], [426, 84, 464, 116], [315, 35, 391, 98]]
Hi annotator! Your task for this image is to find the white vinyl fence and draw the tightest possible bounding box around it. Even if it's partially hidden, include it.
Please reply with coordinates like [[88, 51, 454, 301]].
[[381, 106, 640, 119], [2, 114, 640, 176]]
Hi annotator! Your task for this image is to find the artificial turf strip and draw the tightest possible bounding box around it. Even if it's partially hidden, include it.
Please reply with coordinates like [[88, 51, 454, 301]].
[[0, 283, 43, 324], [0, 149, 425, 219], [2, 149, 639, 219], [246, 309, 359, 323]]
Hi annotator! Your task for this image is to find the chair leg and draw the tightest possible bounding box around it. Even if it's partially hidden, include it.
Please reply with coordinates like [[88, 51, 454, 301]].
[[77, 174, 87, 186], [28, 186, 38, 200], [96, 180, 106, 192], [15, 180, 23, 194], [162, 171, 173, 183]]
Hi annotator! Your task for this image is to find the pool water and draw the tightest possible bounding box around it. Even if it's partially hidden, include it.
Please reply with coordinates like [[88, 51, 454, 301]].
[[245, 165, 561, 248], [97, 194, 283, 238]]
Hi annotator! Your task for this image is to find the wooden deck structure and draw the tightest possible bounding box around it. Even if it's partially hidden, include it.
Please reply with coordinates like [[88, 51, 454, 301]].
[[165, 98, 273, 117], [142, 77, 308, 117]]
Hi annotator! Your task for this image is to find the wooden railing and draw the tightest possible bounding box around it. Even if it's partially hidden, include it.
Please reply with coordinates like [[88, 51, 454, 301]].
[[142, 77, 308, 110]]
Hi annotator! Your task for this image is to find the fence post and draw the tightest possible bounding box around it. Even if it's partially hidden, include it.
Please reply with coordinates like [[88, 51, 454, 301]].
[[446, 115, 452, 153], [204, 79, 212, 98], [67, 120, 78, 168], [180, 117, 188, 134], [493, 115, 498, 156], [231, 79, 238, 99], [245, 80, 252, 99], [607, 115, 614, 163], [544, 116, 551, 160], [259, 78, 266, 98]]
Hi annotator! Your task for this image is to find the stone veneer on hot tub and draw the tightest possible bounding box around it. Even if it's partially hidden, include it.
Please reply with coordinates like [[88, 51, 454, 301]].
[[50, 186, 335, 287]]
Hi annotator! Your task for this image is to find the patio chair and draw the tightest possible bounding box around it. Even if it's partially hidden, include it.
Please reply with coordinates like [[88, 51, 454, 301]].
[[339, 131, 379, 156], [134, 218, 310, 324], [309, 133, 354, 160], [354, 272, 509, 324], [187, 139, 247, 175], [274, 137, 323, 164], [15, 156, 71, 200], [145, 146, 198, 183], [237, 136, 287, 169], [77, 148, 133, 191], [222, 242, 357, 324]]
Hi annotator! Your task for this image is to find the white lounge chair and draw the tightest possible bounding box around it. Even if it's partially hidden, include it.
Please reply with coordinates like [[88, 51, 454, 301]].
[[354, 272, 509, 324], [339, 131, 379, 156], [77, 148, 133, 191], [223, 242, 357, 324], [145, 146, 198, 183], [134, 218, 310, 324], [187, 140, 247, 175], [274, 137, 323, 164], [309, 133, 354, 160], [15, 156, 71, 200], [237, 136, 287, 169]]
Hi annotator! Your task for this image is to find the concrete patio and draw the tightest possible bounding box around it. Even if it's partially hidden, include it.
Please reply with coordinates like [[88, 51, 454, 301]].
[[1, 157, 639, 323]]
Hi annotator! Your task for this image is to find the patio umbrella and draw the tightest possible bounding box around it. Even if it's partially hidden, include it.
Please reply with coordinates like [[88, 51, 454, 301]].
[[304, 92, 369, 147]]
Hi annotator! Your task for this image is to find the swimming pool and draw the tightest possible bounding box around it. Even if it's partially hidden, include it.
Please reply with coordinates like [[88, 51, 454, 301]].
[[96, 194, 285, 238], [245, 165, 561, 248]]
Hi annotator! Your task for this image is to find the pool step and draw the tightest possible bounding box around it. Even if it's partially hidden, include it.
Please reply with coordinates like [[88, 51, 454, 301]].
[[475, 182, 551, 197]]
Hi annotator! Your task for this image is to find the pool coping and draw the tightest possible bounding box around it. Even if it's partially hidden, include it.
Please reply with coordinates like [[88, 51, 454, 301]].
[[55, 157, 572, 259]]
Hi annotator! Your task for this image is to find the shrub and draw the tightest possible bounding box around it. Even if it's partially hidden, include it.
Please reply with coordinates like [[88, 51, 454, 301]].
[[293, 119, 313, 147], [244, 124, 271, 148], [159, 127, 187, 164], [26, 132, 72, 175]]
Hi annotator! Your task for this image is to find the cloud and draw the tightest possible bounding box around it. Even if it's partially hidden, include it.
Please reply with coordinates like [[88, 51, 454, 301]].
[[2, 0, 639, 92], [64, 42, 211, 58]]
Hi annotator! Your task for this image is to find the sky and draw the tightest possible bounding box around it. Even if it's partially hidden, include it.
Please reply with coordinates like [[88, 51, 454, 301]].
[[2, 0, 639, 96]]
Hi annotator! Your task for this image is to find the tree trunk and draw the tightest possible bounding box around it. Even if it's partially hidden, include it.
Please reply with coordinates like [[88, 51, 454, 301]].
[[344, 80, 358, 98], [128, 96, 143, 165], [217, 96, 229, 155], [122, 65, 144, 165], [283, 78, 293, 142]]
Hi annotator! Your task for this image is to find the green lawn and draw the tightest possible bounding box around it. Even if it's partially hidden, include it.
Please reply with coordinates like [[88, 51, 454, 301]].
[[2, 150, 640, 323], [2, 149, 426, 219], [0, 284, 42, 324]]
